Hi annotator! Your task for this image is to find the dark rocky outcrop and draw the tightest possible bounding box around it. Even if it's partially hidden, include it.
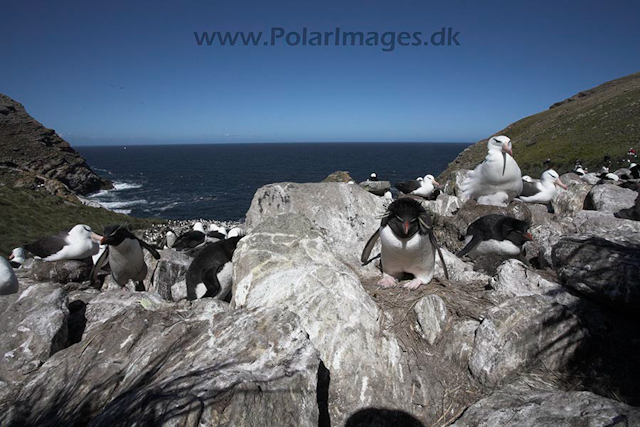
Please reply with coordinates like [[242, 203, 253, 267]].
[[0, 93, 111, 195], [30, 258, 94, 284], [451, 377, 640, 427], [553, 234, 640, 313]]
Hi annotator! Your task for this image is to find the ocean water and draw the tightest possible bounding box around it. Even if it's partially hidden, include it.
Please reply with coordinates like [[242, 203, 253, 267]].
[[77, 143, 470, 221]]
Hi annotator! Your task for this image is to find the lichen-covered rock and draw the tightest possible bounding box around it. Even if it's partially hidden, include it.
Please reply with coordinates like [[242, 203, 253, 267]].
[[615, 189, 640, 221], [573, 210, 640, 236], [149, 249, 192, 300], [452, 169, 471, 203], [422, 193, 462, 218], [233, 214, 411, 425], [581, 172, 600, 185], [322, 170, 354, 182], [245, 182, 387, 278], [5, 304, 320, 427], [434, 248, 491, 285], [359, 180, 391, 196], [0, 281, 68, 386], [552, 234, 640, 312], [30, 258, 93, 284], [491, 259, 577, 307], [551, 173, 592, 216], [469, 295, 587, 387], [442, 319, 480, 368], [451, 378, 640, 427], [415, 295, 448, 345], [585, 184, 638, 214]]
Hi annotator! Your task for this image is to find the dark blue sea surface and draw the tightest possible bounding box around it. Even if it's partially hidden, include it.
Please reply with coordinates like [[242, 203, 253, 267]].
[[77, 143, 470, 221]]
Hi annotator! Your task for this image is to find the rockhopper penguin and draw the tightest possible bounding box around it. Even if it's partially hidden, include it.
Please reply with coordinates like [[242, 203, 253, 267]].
[[91, 225, 161, 290], [361, 198, 448, 289], [456, 214, 532, 259], [186, 236, 241, 301]]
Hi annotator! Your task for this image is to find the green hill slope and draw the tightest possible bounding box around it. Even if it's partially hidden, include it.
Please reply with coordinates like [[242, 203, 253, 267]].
[[0, 185, 160, 256], [438, 71, 640, 182]]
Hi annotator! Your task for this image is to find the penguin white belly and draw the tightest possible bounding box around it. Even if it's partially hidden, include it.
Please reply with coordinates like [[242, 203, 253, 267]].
[[380, 227, 435, 283], [193, 261, 233, 300], [109, 240, 146, 285], [465, 235, 521, 257], [0, 258, 19, 295]]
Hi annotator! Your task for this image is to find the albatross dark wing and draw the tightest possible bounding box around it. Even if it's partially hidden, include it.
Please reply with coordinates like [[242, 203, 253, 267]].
[[519, 180, 540, 198], [395, 180, 421, 194], [24, 230, 69, 258]]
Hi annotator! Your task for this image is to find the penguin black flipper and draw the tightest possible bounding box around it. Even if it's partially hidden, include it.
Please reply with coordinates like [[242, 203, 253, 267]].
[[429, 231, 449, 280], [90, 246, 110, 287], [137, 239, 161, 260], [361, 229, 381, 265], [456, 234, 482, 258], [201, 265, 223, 298]]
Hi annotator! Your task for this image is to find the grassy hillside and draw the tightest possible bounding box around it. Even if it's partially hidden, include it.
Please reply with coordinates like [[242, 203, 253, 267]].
[[438, 71, 640, 183], [0, 185, 162, 256]]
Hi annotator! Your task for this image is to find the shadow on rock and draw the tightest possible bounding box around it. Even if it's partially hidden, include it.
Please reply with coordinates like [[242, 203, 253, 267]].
[[345, 408, 424, 427]]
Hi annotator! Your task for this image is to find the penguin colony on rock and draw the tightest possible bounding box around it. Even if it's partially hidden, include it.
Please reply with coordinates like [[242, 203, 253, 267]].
[[4, 136, 637, 295], [5, 220, 244, 299]]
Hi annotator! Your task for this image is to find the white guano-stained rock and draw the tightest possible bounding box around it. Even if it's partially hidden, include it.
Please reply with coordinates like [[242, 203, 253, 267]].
[[415, 295, 448, 345], [6, 304, 320, 427], [0, 280, 68, 386], [245, 182, 387, 279], [233, 213, 411, 425]]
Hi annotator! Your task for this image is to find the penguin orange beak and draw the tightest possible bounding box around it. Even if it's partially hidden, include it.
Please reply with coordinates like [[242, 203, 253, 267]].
[[555, 178, 568, 190], [524, 232, 534, 241], [403, 221, 410, 235]]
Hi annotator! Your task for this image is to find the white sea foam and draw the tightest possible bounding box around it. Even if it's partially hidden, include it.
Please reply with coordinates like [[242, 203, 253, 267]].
[[113, 209, 133, 214], [157, 201, 181, 212], [113, 181, 143, 191], [100, 199, 148, 209]]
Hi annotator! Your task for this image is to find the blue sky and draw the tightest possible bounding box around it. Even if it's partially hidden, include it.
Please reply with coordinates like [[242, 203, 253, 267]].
[[1, 0, 639, 145]]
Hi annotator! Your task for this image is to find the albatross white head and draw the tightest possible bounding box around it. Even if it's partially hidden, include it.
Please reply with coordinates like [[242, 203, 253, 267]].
[[423, 174, 440, 187], [540, 169, 568, 190], [488, 136, 513, 176]]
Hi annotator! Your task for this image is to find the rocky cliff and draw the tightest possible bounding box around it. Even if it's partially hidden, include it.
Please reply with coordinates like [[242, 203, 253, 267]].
[[439, 71, 640, 183], [0, 93, 111, 195]]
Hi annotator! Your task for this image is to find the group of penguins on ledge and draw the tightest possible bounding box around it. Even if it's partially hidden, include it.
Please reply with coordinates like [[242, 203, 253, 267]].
[[2, 135, 638, 295], [1, 222, 243, 301]]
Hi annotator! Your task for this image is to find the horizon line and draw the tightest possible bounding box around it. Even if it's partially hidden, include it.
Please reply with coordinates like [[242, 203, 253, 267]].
[[72, 140, 475, 147]]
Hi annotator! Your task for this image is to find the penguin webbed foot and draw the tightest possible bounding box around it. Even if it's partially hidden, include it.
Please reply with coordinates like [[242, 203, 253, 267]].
[[403, 278, 424, 290], [377, 275, 399, 288]]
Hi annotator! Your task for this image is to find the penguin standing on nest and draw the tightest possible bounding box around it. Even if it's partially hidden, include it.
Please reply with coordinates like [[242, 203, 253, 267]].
[[91, 225, 161, 290], [361, 198, 448, 289]]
